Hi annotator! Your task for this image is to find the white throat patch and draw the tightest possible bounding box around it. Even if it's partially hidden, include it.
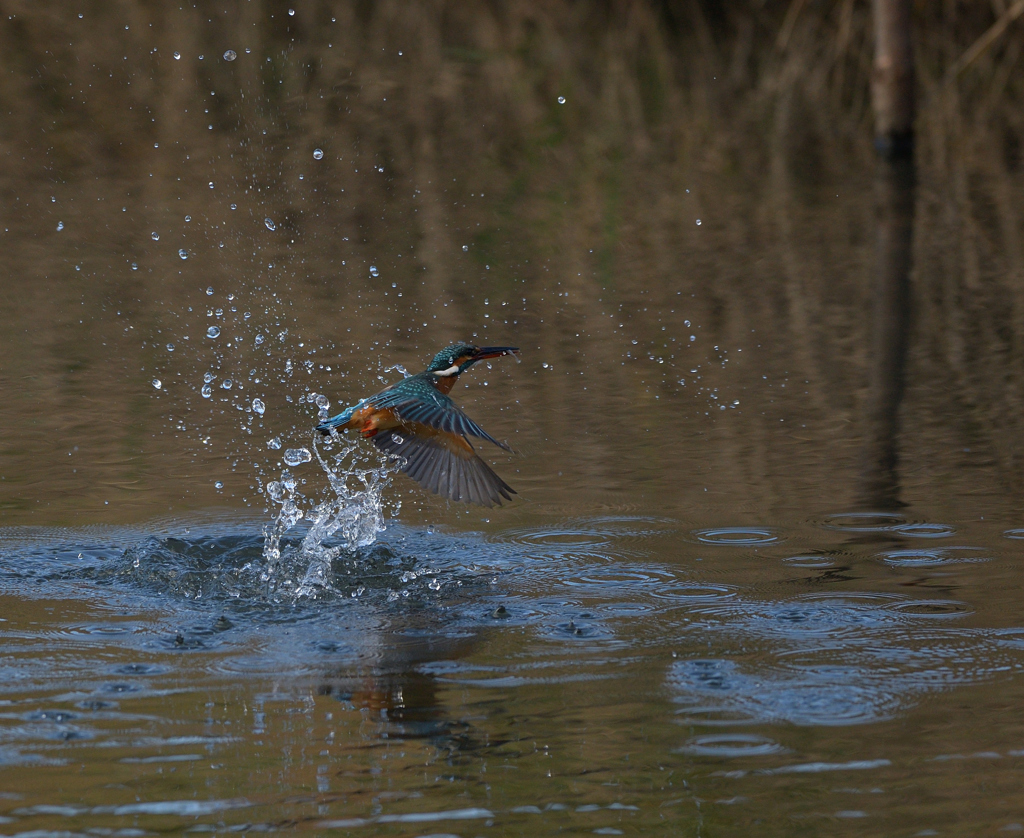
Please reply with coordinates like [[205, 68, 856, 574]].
[[433, 364, 461, 377]]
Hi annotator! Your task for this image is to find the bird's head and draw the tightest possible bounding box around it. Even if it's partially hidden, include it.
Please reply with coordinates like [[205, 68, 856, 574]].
[[426, 343, 520, 377]]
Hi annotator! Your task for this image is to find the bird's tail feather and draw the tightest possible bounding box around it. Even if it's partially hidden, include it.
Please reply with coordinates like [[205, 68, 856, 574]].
[[315, 400, 365, 435]]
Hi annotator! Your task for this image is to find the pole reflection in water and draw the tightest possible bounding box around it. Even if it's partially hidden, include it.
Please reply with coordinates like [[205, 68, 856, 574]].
[[861, 152, 915, 509]]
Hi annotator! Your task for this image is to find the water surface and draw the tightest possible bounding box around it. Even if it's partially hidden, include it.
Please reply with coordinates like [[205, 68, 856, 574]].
[[2, 2, 1024, 834]]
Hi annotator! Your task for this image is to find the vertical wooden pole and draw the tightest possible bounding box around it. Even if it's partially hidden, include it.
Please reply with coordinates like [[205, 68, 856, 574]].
[[871, 0, 915, 157]]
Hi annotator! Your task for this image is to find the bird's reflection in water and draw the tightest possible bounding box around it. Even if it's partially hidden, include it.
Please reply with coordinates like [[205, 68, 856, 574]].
[[315, 625, 485, 752]]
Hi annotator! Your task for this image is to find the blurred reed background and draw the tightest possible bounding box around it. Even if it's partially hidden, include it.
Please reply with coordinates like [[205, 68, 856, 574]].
[[0, 0, 1022, 523]]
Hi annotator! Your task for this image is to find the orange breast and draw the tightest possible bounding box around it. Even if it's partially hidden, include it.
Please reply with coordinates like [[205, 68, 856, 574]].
[[434, 374, 459, 395], [348, 403, 473, 458], [344, 404, 402, 438]]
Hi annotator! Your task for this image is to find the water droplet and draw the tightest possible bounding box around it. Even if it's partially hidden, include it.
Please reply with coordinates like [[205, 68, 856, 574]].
[[283, 448, 312, 466], [223, 49, 237, 61], [288, 8, 295, 14], [696, 218, 702, 226], [206, 286, 214, 295], [230, 203, 237, 210], [151, 231, 159, 241], [369, 265, 379, 277], [215, 481, 224, 489], [206, 326, 221, 338], [428, 578, 441, 591], [178, 248, 188, 260], [313, 148, 324, 160], [315, 395, 329, 409], [166, 343, 175, 352], [203, 372, 215, 383], [56, 221, 64, 231], [255, 334, 265, 345], [264, 217, 276, 231], [557, 95, 566, 104], [690, 335, 696, 342], [252, 398, 265, 415], [201, 384, 212, 398], [462, 245, 469, 252], [184, 215, 191, 222], [173, 51, 181, 60], [267, 437, 282, 450], [221, 379, 233, 389], [393, 434, 404, 445], [152, 379, 162, 389]]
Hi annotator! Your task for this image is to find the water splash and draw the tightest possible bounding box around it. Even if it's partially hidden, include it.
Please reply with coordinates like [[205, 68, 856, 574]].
[[382, 363, 411, 379], [260, 433, 399, 599], [283, 448, 311, 466]]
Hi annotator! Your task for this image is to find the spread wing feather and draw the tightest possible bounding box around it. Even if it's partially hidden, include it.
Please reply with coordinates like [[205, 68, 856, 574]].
[[372, 429, 515, 507], [369, 379, 511, 451]]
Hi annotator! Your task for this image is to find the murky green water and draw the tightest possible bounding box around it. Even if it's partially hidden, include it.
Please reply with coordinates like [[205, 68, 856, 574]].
[[3, 2, 1024, 835]]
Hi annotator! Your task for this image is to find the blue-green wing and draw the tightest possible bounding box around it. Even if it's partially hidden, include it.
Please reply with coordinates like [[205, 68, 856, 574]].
[[369, 376, 511, 451]]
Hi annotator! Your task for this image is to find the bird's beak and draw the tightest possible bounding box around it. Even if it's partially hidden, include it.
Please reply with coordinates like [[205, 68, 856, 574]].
[[472, 346, 520, 360]]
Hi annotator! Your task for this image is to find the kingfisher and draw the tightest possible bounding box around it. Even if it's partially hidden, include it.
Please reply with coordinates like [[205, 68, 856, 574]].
[[316, 343, 520, 507]]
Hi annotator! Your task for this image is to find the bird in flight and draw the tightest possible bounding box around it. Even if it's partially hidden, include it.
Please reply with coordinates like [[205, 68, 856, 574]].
[[316, 343, 520, 507]]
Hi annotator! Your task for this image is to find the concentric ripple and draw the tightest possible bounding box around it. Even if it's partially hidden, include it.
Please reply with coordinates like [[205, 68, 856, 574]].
[[819, 514, 956, 538], [783, 554, 838, 569], [691, 527, 779, 546], [676, 733, 787, 758], [820, 512, 906, 532], [887, 600, 973, 618], [892, 522, 956, 538], [879, 547, 989, 567], [512, 529, 614, 548], [649, 583, 736, 601]]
